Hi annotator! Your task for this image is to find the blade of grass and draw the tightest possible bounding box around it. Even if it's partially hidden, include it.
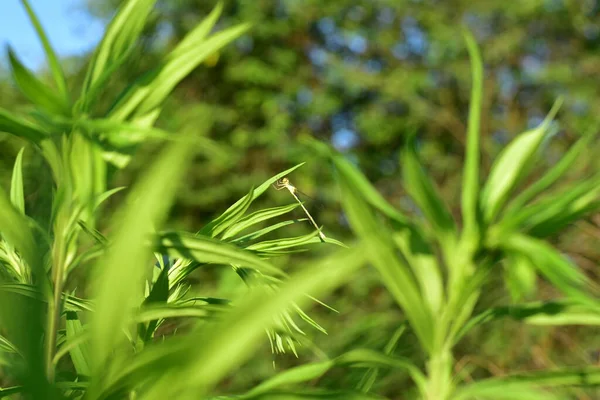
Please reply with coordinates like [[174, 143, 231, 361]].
[[504, 125, 600, 216], [7, 47, 70, 116], [10, 148, 26, 214], [480, 99, 563, 223], [19, 0, 69, 101], [94, 245, 368, 399], [337, 162, 435, 354], [461, 28, 483, 243], [88, 128, 197, 381], [0, 108, 48, 143]]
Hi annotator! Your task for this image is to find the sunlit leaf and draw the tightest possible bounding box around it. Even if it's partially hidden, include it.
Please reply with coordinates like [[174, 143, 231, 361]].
[[19, 0, 69, 101], [480, 99, 562, 223]]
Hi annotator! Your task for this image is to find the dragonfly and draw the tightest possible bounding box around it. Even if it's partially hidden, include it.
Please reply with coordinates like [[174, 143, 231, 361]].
[[273, 177, 327, 242]]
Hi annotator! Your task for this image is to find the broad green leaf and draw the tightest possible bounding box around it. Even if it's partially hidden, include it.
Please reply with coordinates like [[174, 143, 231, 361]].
[[7, 47, 71, 116], [89, 128, 197, 377], [337, 160, 435, 354], [10, 148, 25, 214], [461, 28, 483, 241], [66, 311, 91, 376], [504, 125, 599, 216], [0, 108, 48, 143], [304, 137, 410, 225], [81, 0, 157, 99], [480, 99, 562, 223], [154, 231, 287, 278], [94, 245, 367, 399], [401, 133, 456, 246], [200, 163, 306, 237], [222, 203, 300, 239], [19, 0, 69, 101]]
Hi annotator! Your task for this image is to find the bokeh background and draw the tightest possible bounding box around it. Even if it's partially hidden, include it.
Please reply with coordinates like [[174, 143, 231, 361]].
[[2, 0, 600, 397]]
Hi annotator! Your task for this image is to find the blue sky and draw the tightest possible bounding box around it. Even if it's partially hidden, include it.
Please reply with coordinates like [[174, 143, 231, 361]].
[[0, 0, 105, 70]]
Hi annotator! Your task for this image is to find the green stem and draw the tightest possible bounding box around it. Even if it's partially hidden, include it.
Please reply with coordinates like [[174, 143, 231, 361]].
[[45, 211, 67, 382]]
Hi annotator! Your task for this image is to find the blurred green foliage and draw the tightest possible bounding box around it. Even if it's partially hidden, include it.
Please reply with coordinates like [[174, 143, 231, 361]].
[[1, 0, 600, 398]]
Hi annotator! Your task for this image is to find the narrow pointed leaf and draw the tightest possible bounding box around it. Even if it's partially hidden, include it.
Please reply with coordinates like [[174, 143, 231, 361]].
[[19, 0, 69, 100], [304, 138, 410, 225], [82, 0, 157, 98], [222, 203, 300, 239], [154, 231, 286, 277], [401, 133, 456, 244], [96, 246, 367, 398], [461, 29, 483, 240], [10, 148, 25, 214], [505, 126, 600, 216], [7, 48, 70, 116], [200, 163, 305, 237], [0, 108, 48, 143], [481, 99, 562, 223], [90, 129, 197, 374], [337, 162, 435, 353]]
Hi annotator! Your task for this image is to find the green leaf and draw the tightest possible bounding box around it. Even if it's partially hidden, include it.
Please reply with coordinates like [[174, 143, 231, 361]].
[[66, 311, 91, 377], [501, 234, 596, 306], [89, 128, 197, 376], [461, 28, 483, 242], [10, 148, 25, 214], [245, 348, 422, 398], [336, 159, 435, 354], [304, 137, 410, 225], [357, 326, 406, 393], [135, 303, 224, 323], [232, 219, 308, 243], [0, 188, 42, 277], [0, 108, 48, 143], [246, 230, 324, 253], [392, 228, 444, 315], [7, 48, 71, 116], [81, 0, 157, 102], [504, 125, 600, 216], [200, 186, 255, 238], [504, 252, 538, 302], [109, 13, 249, 121], [94, 245, 368, 399], [480, 98, 563, 223], [222, 203, 300, 239], [455, 366, 600, 400], [200, 163, 306, 237], [499, 174, 600, 237], [19, 0, 69, 101], [154, 231, 287, 278], [401, 132, 456, 244]]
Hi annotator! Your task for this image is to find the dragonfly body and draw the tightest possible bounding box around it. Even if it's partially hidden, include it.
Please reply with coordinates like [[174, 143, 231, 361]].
[[273, 177, 327, 242]]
